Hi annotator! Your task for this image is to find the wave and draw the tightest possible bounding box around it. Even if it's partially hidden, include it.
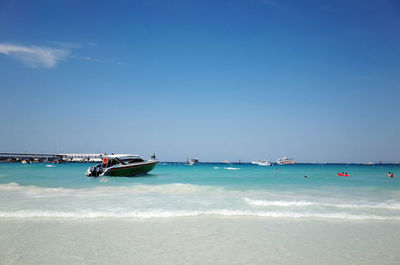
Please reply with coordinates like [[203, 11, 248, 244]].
[[0, 182, 229, 197], [245, 198, 314, 207], [244, 198, 400, 210], [1, 183, 400, 221], [2, 183, 400, 210], [0, 182, 67, 192], [0, 182, 220, 191], [0, 209, 399, 221]]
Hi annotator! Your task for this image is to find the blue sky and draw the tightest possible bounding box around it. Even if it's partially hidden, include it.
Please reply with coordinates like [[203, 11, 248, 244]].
[[0, 0, 399, 162]]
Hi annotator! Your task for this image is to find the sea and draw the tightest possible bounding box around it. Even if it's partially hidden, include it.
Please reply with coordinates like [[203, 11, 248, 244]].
[[1, 162, 400, 265]]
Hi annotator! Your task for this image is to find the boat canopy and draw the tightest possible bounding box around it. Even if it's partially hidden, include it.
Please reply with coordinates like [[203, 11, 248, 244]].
[[105, 154, 140, 159]]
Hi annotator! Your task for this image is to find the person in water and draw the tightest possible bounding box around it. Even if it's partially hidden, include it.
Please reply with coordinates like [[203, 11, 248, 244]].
[[391, 172, 395, 178]]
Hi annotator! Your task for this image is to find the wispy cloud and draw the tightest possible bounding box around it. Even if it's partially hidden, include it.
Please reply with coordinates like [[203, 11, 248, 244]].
[[0, 43, 69, 68], [70, 54, 102, 63]]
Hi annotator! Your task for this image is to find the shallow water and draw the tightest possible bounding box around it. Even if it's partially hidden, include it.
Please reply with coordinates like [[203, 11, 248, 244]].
[[0, 163, 399, 221]]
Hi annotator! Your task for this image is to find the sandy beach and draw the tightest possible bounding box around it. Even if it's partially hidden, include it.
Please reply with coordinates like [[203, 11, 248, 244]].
[[1, 217, 399, 265]]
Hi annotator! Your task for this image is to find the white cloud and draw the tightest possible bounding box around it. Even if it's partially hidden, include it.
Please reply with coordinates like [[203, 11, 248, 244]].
[[0, 43, 70, 68]]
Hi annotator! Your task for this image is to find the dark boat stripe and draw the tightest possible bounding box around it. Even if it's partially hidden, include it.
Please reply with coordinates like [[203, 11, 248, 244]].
[[109, 162, 158, 171]]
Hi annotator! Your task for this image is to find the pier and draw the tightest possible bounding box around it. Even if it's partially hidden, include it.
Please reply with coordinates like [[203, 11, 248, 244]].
[[0, 153, 104, 163]]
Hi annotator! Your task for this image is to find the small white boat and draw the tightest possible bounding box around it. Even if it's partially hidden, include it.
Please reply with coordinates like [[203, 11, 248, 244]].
[[252, 160, 272, 166], [276, 157, 295, 165]]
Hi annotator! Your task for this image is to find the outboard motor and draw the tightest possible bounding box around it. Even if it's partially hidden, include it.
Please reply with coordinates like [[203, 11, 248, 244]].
[[85, 164, 104, 177], [86, 166, 97, 177]]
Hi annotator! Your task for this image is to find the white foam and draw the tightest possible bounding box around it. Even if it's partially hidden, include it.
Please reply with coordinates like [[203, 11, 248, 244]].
[[45, 165, 56, 168], [0, 182, 66, 193], [245, 198, 314, 207], [1, 183, 400, 222], [244, 198, 400, 210], [224, 167, 240, 170], [0, 209, 399, 221], [0, 182, 228, 197]]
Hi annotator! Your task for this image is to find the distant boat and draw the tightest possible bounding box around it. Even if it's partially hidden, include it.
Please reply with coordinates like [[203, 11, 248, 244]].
[[252, 160, 272, 166], [223, 160, 232, 164], [186, 158, 199, 166], [276, 157, 295, 165], [21, 160, 31, 164], [86, 154, 158, 177], [363, 161, 374, 165]]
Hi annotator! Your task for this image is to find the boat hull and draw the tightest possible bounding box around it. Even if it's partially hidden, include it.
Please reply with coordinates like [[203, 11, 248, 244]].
[[102, 161, 158, 177], [276, 162, 296, 165]]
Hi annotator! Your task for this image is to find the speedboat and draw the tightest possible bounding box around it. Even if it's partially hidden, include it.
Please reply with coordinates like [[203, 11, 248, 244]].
[[276, 157, 295, 165], [252, 160, 272, 166], [86, 154, 158, 177]]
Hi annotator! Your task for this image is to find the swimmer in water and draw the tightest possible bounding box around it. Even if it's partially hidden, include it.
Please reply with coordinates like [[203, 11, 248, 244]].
[[391, 173, 395, 178], [388, 172, 392, 177]]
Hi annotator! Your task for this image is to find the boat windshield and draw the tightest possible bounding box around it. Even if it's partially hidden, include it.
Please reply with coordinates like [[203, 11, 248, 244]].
[[120, 158, 144, 164]]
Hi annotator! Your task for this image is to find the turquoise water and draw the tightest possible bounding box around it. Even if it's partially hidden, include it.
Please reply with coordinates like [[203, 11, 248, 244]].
[[0, 162, 399, 220]]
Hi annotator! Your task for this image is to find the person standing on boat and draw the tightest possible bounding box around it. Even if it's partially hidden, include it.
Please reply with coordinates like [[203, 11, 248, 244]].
[[151, 153, 156, 160]]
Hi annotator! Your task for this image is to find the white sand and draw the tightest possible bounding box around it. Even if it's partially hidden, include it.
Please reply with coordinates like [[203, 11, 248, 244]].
[[1, 217, 399, 265]]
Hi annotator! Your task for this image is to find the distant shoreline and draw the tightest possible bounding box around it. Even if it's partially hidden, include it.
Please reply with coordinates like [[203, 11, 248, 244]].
[[1, 152, 399, 165], [1, 161, 399, 165]]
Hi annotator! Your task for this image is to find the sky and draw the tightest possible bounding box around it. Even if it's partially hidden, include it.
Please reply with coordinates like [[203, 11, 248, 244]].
[[0, 0, 399, 162]]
